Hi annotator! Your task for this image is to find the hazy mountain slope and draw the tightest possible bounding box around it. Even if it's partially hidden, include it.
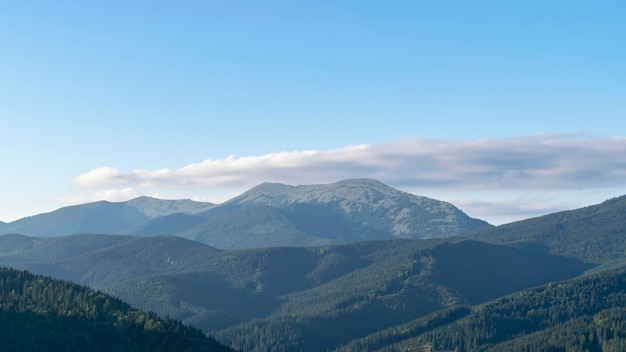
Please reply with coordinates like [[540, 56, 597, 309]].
[[1, 197, 214, 237], [469, 194, 626, 265], [224, 179, 491, 239], [182, 179, 491, 248], [121, 212, 210, 236], [213, 240, 591, 352], [358, 269, 626, 352], [3, 201, 147, 237], [1, 179, 490, 248], [30, 236, 222, 289], [179, 205, 338, 249], [0, 267, 234, 352], [0, 235, 590, 351], [124, 196, 214, 217], [0, 233, 136, 264]]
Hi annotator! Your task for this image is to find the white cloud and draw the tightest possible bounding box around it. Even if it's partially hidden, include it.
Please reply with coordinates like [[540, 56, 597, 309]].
[[65, 134, 626, 224], [58, 188, 139, 205], [70, 134, 626, 192], [72, 167, 121, 188]]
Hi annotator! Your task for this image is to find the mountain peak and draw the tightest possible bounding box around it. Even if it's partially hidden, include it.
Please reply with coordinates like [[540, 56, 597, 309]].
[[219, 178, 490, 242]]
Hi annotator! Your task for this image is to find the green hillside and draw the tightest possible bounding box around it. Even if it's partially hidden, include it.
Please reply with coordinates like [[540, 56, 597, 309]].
[[0, 235, 591, 351], [0, 267, 234, 352], [469, 194, 626, 265], [339, 269, 626, 352], [211, 240, 590, 351]]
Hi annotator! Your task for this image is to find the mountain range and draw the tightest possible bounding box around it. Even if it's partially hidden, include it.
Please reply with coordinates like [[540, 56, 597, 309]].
[[3, 178, 626, 350], [1, 178, 491, 249], [0, 234, 591, 351]]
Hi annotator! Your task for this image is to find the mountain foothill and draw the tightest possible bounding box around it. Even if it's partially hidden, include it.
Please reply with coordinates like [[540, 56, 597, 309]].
[[2, 178, 626, 351]]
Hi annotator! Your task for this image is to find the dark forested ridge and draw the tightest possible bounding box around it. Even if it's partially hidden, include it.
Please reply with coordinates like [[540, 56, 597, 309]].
[[347, 269, 626, 352], [0, 267, 234, 352], [469, 194, 626, 265]]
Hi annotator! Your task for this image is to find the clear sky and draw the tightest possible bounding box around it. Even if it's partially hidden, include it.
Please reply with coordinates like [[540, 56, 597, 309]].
[[2, 1, 625, 225]]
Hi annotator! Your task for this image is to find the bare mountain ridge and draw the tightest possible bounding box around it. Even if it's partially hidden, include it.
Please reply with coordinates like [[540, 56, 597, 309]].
[[1, 197, 215, 237], [179, 178, 491, 248], [1, 179, 491, 249]]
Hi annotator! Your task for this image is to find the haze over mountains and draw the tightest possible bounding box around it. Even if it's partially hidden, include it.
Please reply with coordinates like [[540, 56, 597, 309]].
[[3, 178, 626, 350], [1, 178, 491, 249], [0, 234, 592, 351]]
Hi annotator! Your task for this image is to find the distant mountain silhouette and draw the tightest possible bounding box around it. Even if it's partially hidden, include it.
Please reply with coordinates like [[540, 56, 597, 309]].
[[180, 178, 491, 248], [1, 179, 490, 249], [1, 197, 214, 237]]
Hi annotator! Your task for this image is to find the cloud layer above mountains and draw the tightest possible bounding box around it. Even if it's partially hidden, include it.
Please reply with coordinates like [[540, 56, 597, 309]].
[[67, 134, 626, 224], [72, 134, 626, 191]]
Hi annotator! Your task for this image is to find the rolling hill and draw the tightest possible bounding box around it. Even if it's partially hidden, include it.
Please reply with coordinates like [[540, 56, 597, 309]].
[[337, 268, 626, 352], [0, 234, 592, 351], [468, 194, 626, 266]]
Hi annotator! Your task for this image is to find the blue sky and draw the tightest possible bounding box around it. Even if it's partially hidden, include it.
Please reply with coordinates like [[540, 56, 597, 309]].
[[2, 1, 625, 224]]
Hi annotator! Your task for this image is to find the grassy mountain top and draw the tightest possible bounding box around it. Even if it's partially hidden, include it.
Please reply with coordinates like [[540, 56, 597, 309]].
[[180, 178, 491, 248], [0, 266, 234, 352], [2, 179, 490, 249], [124, 196, 215, 217], [1, 197, 214, 237]]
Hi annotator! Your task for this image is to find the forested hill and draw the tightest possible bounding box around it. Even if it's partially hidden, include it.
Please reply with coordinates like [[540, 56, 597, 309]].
[[468, 194, 626, 265], [0, 267, 234, 352], [338, 269, 626, 351]]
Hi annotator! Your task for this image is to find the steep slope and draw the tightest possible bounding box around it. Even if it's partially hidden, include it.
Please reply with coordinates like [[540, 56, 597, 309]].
[[226, 179, 490, 238], [183, 178, 491, 248], [469, 194, 626, 265], [180, 205, 338, 249], [349, 269, 626, 352], [0, 267, 234, 352], [1, 197, 214, 237]]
